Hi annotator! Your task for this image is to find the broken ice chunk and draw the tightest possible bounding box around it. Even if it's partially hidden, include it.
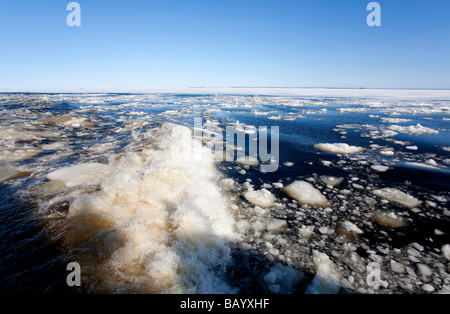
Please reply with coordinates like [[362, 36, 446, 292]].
[[372, 187, 421, 208], [243, 188, 276, 208], [266, 219, 288, 234], [315, 143, 365, 155], [370, 165, 389, 172], [283, 180, 330, 208], [47, 163, 112, 188], [305, 251, 340, 294], [372, 211, 412, 228], [336, 221, 363, 242], [0, 167, 31, 182], [320, 176, 344, 187]]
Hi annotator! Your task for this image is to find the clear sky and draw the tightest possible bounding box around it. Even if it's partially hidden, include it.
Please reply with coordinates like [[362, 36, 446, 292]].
[[0, 0, 449, 91]]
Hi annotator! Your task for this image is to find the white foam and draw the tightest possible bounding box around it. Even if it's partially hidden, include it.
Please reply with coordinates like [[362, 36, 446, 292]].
[[59, 123, 238, 293]]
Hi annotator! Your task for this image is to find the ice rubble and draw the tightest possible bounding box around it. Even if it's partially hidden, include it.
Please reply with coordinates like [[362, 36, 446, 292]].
[[2, 93, 449, 295]]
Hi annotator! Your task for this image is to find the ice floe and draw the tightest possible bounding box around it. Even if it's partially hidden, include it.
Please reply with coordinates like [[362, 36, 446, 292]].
[[388, 123, 439, 135], [372, 211, 412, 228], [244, 188, 276, 208], [315, 143, 365, 155], [47, 163, 112, 188], [372, 188, 421, 208], [283, 180, 330, 208], [305, 251, 340, 294]]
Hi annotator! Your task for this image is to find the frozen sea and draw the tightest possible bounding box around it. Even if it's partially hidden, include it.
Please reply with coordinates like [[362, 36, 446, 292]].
[[0, 89, 449, 294]]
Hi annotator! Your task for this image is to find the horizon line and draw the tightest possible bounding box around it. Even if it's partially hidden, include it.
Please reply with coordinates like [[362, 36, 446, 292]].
[[1, 86, 450, 93]]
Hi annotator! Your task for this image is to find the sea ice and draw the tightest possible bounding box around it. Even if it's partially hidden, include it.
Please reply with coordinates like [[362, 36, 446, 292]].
[[298, 225, 315, 239], [371, 165, 389, 172], [263, 263, 304, 294], [243, 189, 276, 208], [47, 163, 112, 188], [372, 211, 411, 228], [305, 251, 340, 294], [37, 116, 95, 128], [320, 176, 344, 187], [315, 143, 365, 155], [38, 142, 67, 151], [235, 156, 259, 166], [283, 180, 330, 208], [388, 123, 439, 135], [0, 149, 41, 162], [442, 244, 450, 261], [0, 167, 27, 182], [336, 221, 363, 242], [372, 187, 421, 208], [266, 219, 288, 233]]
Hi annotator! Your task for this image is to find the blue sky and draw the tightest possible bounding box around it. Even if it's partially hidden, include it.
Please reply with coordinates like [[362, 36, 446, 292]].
[[0, 0, 449, 91]]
